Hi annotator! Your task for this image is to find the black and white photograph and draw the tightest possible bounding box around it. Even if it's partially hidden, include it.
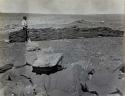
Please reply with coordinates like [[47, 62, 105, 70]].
[[0, 0, 124, 96]]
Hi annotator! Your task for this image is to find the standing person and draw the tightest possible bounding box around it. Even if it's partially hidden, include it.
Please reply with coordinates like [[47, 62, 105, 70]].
[[22, 16, 28, 42]]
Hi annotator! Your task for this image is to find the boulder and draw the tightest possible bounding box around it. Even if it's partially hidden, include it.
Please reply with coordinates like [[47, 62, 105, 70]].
[[86, 69, 120, 95], [44, 65, 82, 96], [30, 64, 83, 96]]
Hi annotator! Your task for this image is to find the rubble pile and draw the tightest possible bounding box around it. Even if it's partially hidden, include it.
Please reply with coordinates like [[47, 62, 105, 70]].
[[0, 59, 124, 96]]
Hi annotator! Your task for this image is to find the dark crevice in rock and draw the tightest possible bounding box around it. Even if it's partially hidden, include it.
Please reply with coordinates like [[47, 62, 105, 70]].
[[20, 74, 33, 85], [27, 47, 41, 52], [120, 66, 125, 73], [80, 83, 99, 96], [113, 64, 125, 73], [32, 64, 64, 75], [88, 69, 95, 80], [88, 69, 95, 75], [109, 88, 123, 96], [81, 83, 89, 92], [8, 76, 12, 81], [0, 64, 13, 73], [33, 89, 37, 95]]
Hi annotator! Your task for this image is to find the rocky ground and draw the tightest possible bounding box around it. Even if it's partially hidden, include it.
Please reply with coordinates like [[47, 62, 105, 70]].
[[0, 37, 124, 96], [9, 27, 123, 43], [8, 18, 124, 43]]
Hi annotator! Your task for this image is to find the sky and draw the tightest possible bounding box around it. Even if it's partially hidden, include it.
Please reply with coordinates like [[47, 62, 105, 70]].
[[0, 0, 124, 14]]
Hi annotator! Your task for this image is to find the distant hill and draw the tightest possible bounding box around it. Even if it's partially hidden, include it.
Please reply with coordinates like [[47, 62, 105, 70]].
[[62, 19, 124, 31]]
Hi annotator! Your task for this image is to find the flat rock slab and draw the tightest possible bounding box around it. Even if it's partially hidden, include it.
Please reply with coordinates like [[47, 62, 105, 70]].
[[26, 50, 63, 67], [33, 53, 63, 67]]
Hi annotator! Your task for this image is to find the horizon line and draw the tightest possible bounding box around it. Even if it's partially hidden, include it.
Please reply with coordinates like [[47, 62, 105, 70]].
[[0, 12, 124, 15]]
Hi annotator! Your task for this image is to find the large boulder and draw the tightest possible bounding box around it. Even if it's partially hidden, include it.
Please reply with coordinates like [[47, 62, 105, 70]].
[[86, 69, 122, 96], [31, 64, 83, 96]]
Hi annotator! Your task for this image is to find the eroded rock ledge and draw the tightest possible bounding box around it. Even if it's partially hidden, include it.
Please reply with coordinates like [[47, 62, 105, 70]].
[[9, 26, 124, 42]]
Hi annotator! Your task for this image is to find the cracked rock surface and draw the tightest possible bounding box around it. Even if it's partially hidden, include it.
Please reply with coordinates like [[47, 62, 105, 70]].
[[0, 37, 124, 96]]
